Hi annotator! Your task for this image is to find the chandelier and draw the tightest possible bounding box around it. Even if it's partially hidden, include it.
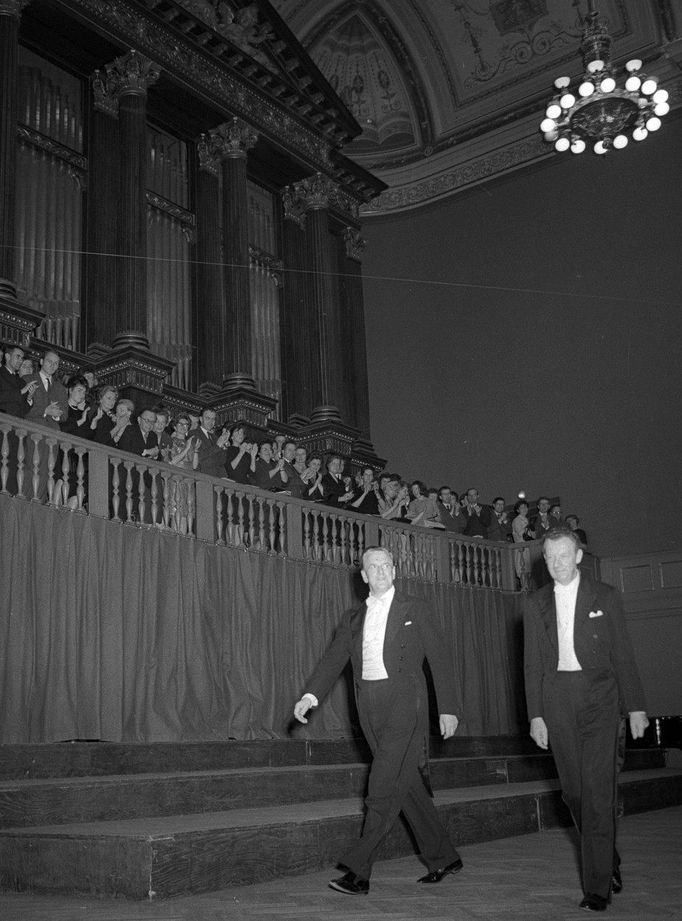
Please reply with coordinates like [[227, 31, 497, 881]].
[[540, 1, 669, 154]]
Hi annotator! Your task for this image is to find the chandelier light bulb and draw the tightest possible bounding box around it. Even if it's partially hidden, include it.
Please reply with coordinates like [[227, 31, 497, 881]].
[[654, 102, 670, 117], [646, 116, 661, 132], [544, 130, 559, 142], [641, 78, 658, 95], [554, 76, 571, 90], [571, 138, 586, 154], [560, 92, 576, 109], [625, 59, 642, 73], [587, 59, 605, 73], [625, 75, 641, 92], [600, 76, 616, 93], [633, 126, 648, 141], [555, 136, 570, 152], [546, 102, 562, 119], [579, 81, 595, 97], [653, 89, 669, 104], [594, 140, 608, 154], [613, 135, 628, 149], [540, 117, 557, 133]]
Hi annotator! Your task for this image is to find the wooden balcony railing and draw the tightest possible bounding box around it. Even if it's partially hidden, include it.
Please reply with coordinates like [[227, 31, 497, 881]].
[[0, 412, 537, 591]]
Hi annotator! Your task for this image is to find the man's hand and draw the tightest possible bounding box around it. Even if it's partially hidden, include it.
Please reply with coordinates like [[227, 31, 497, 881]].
[[530, 716, 548, 749], [629, 711, 649, 739], [44, 401, 63, 420], [294, 697, 313, 724], [439, 714, 458, 739]]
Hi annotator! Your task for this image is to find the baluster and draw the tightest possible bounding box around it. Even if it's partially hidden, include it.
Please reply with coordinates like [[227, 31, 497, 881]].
[[111, 459, 121, 521], [302, 510, 311, 558], [267, 498, 276, 552], [30, 434, 41, 501], [149, 467, 159, 526], [0, 427, 8, 493], [338, 516, 348, 565], [161, 472, 171, 529], [187, 480, 196, 537], [15, 431, 26, 498], [236, 491, 246, 547], [46, 438, 58, 505], [124, 462, 134, 523], [321, 514, 330, 562], [136, 463, 147, 524], [75, 446, 86, 511], [215, 486, 224, 544], [59, 440, 70, 507], [277, 501, 286, 555], [257, 497, 265, 550]]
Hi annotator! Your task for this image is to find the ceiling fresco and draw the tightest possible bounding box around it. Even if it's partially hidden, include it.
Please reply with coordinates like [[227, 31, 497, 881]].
[[271, 0, 682, 213]]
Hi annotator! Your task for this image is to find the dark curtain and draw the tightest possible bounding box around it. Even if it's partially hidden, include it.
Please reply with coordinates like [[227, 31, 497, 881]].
[[0, 495, 527, 743]]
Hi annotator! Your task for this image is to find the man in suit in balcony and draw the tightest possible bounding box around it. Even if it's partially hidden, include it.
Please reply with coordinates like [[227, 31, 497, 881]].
[[193, 407, 231, 478], [294, 546, 463, 895], [435, 486, 466, 532], [118, 409, 160, 523], [23, 349, 68, 500], [461, 487, 491, 538], [322, 454, 354, 507], [524, 528, 648, 913], [0, 344, 39, 495]]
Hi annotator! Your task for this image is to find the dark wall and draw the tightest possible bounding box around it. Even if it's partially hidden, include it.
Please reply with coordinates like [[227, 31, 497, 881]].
[[361, 115, 682, 557]]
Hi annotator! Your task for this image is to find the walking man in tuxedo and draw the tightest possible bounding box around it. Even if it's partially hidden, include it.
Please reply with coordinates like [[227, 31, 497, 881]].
[[294, 546, 463, 894], [524, 528, 648, 912]]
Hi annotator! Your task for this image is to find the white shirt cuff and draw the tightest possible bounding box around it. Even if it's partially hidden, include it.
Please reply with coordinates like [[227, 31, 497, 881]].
[[302, 692, 318, 708]]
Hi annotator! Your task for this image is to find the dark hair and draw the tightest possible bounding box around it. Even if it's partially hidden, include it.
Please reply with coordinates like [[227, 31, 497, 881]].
[[410, 479, 427, 496], [542, 526, 580, 549], [549, 503, 561, 515], [537, 495, 550, 504], [565, 514, 580, 525], [514, 499, 529, 514], [66, 374, 88, 391], [492, 496, 505, 505]]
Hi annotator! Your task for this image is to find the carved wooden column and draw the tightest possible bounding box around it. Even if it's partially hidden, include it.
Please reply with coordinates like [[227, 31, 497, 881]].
[[0, 0, 31, 303], [280, 187, 318, 421], [292, 173, 346, 422], [341, 225, 371, 439], [90, 50, 159, 343], [210, 117, 257, 389], [195, 133, 224, 389]]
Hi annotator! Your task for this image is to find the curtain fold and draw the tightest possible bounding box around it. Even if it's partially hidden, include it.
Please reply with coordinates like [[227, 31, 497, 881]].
[[0, 495, 526, 743]]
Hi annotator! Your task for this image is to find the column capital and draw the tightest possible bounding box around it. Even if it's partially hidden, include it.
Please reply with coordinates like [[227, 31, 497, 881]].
[[343, 226, 366, 262], [196, 133, 219, 175], [92, 50, 161, 116], [208, 117, 258, 160], [292, 172, 338, 211], [0, 0, 31, 19]]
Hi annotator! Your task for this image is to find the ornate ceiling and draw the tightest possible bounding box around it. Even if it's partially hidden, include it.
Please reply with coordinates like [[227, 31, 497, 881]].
[[271, 0, 682, 214]]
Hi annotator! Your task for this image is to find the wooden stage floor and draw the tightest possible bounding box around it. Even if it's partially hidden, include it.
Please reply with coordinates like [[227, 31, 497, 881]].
[[0, 804, 680, 921]]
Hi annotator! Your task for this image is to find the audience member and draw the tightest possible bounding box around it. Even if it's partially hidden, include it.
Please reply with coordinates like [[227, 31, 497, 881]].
[[118, 408, 159, 459], [224, 421, 256, 483], [152, 408, 173, 462], [88, 385, 119, 444], [0, 344, 35, 417], [548, 502, 563, 528], [380, 477, 410, 521], [303, 453, 325, 501], [512, 499, 534, 543], [488, 496, 511, 542], [109, 398, 134, 445], [57, 375, 92, 507], [349, 467, 380, 515], [249, 440, 288, 490], [25, 349, 67, 429], [18, 355, 35, 380], [531, 496, 553, 539], [281, 440, 306, 498], [435, 486, 465, 531], [167, 414, 198, 534], [565, 514, 588, 546], [461, 487, 491, 538], [322, 455, 353, 507], [193, 408, 231, 478], [406, 480, 442, 527]]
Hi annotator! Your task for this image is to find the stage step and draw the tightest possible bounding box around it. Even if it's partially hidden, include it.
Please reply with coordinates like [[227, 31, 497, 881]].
[[0, 767, 680, 899], [0, 747, 661, 830]]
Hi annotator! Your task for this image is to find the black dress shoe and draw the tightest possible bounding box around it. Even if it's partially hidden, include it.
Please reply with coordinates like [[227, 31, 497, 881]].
[[417, 857, 464, 883], [579, 893, 609, 912], [611, 866, 622, 894], [328, 871, 370, 895]]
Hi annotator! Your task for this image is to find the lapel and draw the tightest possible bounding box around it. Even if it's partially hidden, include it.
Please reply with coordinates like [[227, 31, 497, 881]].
[[537, 583, 558, 654], [574, 573, 598, 638], [383, 592, 405, 652]]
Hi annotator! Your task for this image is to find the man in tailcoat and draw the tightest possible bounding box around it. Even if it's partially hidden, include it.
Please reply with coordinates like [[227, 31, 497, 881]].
[[524, 528, 648, 913], [294, 546, 463, 894]]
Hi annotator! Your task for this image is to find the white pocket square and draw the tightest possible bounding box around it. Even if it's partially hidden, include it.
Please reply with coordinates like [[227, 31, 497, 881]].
[[589, 610, 604, 618], [404, 620, 412, 626]]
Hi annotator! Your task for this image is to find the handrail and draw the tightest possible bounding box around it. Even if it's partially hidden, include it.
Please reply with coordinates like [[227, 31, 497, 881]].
[[0, 412, 534, 591]]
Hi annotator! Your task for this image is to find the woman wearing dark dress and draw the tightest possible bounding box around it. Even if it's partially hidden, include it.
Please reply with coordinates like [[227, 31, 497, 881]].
[[248, 441, 289, 491], [223, 422, 256, 483], [58, 375, 93, 508], [88, 385, 119, 444]]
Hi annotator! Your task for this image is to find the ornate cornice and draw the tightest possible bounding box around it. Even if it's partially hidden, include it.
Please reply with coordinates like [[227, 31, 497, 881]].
[[249, 245, 283, 286], [207, 117, 258, 160], [342, 227, 365, 262], [0, 0, 31, 19], [145, 191, 196, 243], [92, 50, 160, 116], [60, 0, 334, 171], [17, 125, 88, 188]]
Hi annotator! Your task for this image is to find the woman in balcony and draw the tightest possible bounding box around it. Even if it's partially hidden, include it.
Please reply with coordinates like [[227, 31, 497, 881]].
[[167, 414, 198, 534], [57, 375, 92, 509], [88, 385, 119, 444]]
